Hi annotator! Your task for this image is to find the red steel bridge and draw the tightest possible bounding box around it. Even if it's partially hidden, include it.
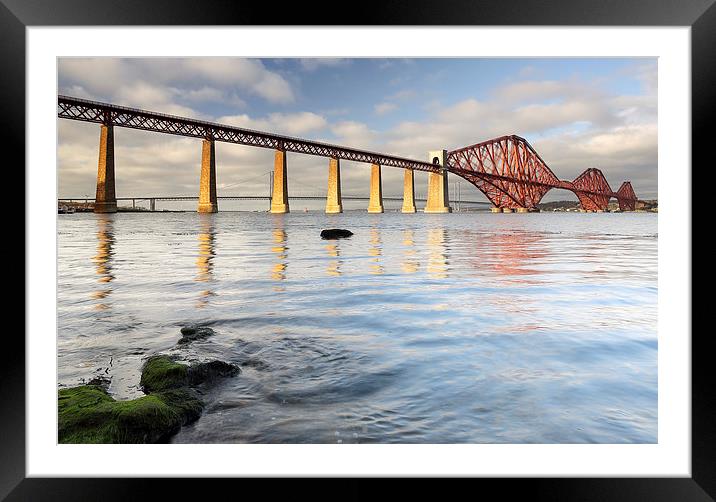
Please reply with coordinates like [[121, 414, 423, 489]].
[[58, 95, 639, 213], [447, 136, 637, 211]]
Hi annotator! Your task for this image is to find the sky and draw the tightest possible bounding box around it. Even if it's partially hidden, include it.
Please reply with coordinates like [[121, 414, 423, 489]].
[[57, 58, 657, 204]]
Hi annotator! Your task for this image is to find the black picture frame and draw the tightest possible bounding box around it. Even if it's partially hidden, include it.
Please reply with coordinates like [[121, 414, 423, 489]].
[[6, 0, 708, 499]]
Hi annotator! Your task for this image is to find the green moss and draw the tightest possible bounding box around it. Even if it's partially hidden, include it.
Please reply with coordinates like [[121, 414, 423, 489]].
[[139, 356, 189, 393], [58, 385, 203, 444], [59, 356, 240, 443]]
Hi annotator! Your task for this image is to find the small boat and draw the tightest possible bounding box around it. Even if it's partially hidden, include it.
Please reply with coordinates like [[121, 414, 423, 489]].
[[58, 205, 75, 214]]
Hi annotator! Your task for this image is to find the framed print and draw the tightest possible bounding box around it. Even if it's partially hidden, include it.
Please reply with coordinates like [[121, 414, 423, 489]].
[[7, 0, 710, 499]]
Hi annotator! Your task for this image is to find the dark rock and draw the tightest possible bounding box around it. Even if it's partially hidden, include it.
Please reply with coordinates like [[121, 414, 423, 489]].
[[140, 355, 240, 393], [178, 326, 215, 345], [86, 375, 111, 390], [187, 360, 241, 386], [320, 228, 353, 239]]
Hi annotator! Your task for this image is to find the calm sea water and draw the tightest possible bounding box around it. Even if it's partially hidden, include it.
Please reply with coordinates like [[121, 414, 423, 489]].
[[57, 211, 657, 443]]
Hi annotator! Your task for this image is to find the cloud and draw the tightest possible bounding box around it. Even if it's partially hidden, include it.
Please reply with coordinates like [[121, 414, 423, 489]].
[[58, 58, 295, 106], [374, 102, 397, 115], [330, 121, 378, 149], [299, 58, 349, 71], [387, 89, 417, 101], [217, 111, 328, 137]]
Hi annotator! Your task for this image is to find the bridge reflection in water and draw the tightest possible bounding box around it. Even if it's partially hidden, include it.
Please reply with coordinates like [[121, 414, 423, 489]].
[[401, 229, 419, 274], [325, 240, 342, 277], [368, 228, 384, 276], [91, 214, 114, 310], [271, 223, 288, 285], [468, 228, 548, 334], [427, 228, 449, 279], [195, 216, 216, 307]]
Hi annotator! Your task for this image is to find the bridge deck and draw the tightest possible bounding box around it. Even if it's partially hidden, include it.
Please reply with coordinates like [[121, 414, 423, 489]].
[[59, 196, 489, 204], [58, 95, 441, 173]]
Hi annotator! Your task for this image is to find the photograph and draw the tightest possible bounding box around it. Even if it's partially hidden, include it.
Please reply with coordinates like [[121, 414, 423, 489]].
[[6, 5, 707, 493], [55, 56, 659, 445]]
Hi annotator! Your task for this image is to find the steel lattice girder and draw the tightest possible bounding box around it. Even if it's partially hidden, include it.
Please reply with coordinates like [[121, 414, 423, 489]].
[[571, 168, 613, 210], [447, 135, 559, 208], [447, 135, 639, 209], [616, 182, 638, 211], [57, 96, 441, 173]]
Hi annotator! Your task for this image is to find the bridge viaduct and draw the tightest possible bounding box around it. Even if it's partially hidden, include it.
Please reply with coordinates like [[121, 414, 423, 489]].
[[58, 95, 639, 214]]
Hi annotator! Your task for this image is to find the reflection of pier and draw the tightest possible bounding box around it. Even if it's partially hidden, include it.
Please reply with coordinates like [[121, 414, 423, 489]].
[[325, 241, 342, 277], [369, 228, 384, 275], [91, 214, 114, 309], [427, 228, 449, 279], [401, 229, 419, 274], [195, 216, 216, 307], [271, 226, 288, 282]]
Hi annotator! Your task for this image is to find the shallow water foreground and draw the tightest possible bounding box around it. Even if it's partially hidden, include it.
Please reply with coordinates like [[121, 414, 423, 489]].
[[57, 211, 657, 443]]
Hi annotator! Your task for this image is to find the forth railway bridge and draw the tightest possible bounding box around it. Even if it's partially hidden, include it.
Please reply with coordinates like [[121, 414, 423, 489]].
[[58, 95, 639, 214]]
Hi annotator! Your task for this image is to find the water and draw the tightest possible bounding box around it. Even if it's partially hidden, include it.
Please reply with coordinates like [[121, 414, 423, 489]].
[[57, 211, 657, 443]]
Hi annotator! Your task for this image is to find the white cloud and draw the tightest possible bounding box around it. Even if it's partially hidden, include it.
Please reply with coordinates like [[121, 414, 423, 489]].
[[217, 111, 327, 137], [299, 58, 349, 71], [374, 102, 397, 115], [59, 58, 295, 105], [330, 121, 378, 149]]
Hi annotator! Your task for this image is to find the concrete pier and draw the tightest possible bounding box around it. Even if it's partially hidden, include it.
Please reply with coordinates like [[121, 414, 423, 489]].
[[424, 150, 452, 213], [424, 170, 452, 213], [367, 163, 384, 213], [401, 169, 417, 213], [270, 148, 290, 214], [490, 207, 502, 213], [502, 207, 514, 213], [516, 207, 529, 213], [94, 124, 117, 213], [325, 157, 343, 214], [198, 139, 218, 213]]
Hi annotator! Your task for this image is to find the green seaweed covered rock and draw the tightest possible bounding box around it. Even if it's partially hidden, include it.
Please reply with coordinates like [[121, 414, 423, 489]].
[[139, 356, 190, 393], [58, 385, 202, 444], [140, 356, 240, 393], [59, 356, 240, 444]]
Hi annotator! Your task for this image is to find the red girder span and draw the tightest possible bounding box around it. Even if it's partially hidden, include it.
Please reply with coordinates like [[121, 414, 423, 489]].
[[446, 135, 639, 210]]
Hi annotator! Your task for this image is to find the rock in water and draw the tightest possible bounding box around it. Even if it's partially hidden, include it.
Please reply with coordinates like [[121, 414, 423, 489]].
[[140, 355, 240, 393], [58, 384, 203, 444], [58, 356, 241, 443], [320, 229, 353, 239], [178, 326, 215, 345]]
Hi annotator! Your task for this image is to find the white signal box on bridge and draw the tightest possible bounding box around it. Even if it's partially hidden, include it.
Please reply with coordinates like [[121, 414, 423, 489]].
[[428, 149, 447, 168]]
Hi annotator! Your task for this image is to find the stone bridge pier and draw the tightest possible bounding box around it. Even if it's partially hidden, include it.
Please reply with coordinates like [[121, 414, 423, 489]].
[[325, 157, 343, 214], [94, 123, 117, 213], [367, 163, 384, 213], [271, 148, 290, 214], [198, 138, 218, 213], [424, 149, 452, 213]]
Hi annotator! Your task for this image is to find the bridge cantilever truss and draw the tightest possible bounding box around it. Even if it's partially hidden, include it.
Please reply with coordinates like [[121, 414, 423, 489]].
[[447, 135, 639, 211], [57, 95, 441, 173]]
